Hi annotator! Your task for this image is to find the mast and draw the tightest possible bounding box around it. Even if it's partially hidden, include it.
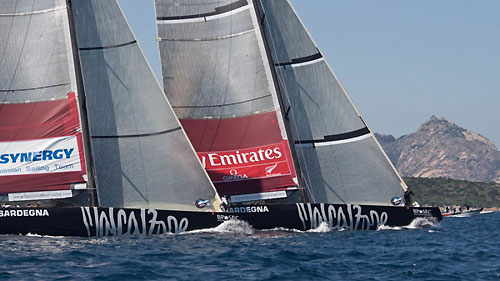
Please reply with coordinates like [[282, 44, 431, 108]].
[[65, 0, 99, 207], [251, 0, 309, 203]]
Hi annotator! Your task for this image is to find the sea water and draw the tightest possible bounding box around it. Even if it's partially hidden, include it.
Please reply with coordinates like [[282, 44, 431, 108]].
[[0, 212, 499, 281]]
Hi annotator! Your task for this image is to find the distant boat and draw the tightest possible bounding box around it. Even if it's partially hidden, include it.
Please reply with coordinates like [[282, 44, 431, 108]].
[[442, 208, 483, 217], [0, 0, 442, 237]]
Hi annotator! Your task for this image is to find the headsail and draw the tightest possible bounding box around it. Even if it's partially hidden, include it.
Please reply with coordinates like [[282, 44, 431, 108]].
[[72, 0, 220, 211], [155, 0, 300, 202], [258, 0, 406, 206], [0, 0, 87, 201]]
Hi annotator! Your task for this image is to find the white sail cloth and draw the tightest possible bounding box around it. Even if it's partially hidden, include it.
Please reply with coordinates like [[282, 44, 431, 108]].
[[259, 0, 406, 205], [72, 0, 220, 211]]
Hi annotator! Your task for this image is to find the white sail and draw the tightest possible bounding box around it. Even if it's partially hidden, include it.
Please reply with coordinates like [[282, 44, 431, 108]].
[[155, 0, 301, 200], [0, 0, 90, 199], [71, 0, 220, 211], [259, 0, 406, 206], [0, 0, 76, 102]]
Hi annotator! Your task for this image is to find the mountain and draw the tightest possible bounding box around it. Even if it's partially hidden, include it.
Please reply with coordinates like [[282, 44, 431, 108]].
[[376, 116, 500, 183]]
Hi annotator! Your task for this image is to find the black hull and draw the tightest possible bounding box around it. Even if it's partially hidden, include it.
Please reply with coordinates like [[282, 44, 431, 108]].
[[0, 204, 442, 237]]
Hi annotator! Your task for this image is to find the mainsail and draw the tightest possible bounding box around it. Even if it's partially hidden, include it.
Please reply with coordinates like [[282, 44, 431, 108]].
[[258, 0, 406, 206], [155, 0, 301, 202], [0, 0, 87, 201], [156, 0, 407, 206]]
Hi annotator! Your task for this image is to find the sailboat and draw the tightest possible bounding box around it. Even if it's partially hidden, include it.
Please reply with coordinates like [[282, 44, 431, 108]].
[[0, 0, 441, 237]]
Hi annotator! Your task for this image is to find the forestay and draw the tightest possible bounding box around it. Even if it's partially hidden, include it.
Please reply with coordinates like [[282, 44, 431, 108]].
[[0, 0, 87, 200], [156, 0, 299, 200], [259, 0, 406, 206], [72, 0, 219, 211]]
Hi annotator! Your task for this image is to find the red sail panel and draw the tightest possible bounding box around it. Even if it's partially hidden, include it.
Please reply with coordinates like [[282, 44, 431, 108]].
[[0, 93, 87, 193], [180, 111, 297, 196]]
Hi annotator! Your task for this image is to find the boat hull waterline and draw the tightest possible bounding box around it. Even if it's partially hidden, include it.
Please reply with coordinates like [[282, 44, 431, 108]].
[[0, 204, 442, 237]]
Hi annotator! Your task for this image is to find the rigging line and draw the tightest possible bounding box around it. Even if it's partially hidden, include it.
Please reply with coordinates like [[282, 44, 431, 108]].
[[172, 94, 271, 108], [79, 40, 137, 51], [121, 172, 149, 204], [0, 83, 71, 93], [91, 127, 181, 139]]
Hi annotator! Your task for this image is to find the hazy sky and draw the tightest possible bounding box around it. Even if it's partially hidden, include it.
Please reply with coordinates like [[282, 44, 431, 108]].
[[118, 0, 500, 148]]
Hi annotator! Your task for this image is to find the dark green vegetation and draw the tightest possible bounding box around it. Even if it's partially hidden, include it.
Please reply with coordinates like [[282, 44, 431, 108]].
[[405, 177, 500, 207]]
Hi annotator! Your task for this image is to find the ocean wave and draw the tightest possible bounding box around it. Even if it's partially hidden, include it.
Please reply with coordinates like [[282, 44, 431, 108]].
[[377, 217, 439, 231]]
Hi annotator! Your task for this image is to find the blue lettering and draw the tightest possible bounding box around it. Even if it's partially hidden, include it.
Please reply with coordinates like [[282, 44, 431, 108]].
[[42, 150, 53, 161], [20, 152, 32, 162], [63, 148, 74, 159], [0, 148, 76, 164], [9, 153, 20, 163], [0, 154, 9, 164], [32, 152, 42, 161], [53, 149, 64, 159]]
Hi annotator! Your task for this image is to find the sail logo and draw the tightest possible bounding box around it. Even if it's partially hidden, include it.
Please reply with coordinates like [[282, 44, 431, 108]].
[[0, 149, 74, 164], [80, 207, 189, 236], [229, 206, 270, 213], [198, 141, 292, 183], [0, 136, 82, 176], [413, 209, 433, 217], [296, 203, 388, 230], [265, 163, 279, 175], [200, 146, 283, 169], [222, 169, 248, 182], [0, 209, 49, 218]]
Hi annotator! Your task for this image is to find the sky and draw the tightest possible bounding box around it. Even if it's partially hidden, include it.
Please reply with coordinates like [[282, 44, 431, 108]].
[[118, 0, 500, 148]]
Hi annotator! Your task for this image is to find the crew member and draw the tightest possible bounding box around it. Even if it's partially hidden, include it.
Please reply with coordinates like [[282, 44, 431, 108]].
[[404, 189, 416, 207]]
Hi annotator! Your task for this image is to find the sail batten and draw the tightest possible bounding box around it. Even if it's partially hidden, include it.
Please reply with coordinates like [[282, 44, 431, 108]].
[[275, 52, 323, 67], [0, 6, 65, 17], [91, 127, 182, 139], [79, 40, 137, 51], [0, 83, 71, 93], [157, 4, 249, 23]]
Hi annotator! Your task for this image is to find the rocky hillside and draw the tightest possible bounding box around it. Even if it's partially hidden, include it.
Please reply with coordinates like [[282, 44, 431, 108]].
[[376, 116, 500, 183]]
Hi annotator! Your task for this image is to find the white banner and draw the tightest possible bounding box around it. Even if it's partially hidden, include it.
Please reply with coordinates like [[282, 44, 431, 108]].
[[0, 135, 82, 176], [229, 190, 287, 203], [8, 190, 74, 201]]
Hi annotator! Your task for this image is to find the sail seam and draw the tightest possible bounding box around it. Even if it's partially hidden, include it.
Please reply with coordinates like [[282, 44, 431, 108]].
[[158, 29, 254, 42], [275, 52, 323, 67], [295, 127, 371, 145], [171, 94, 271, 108], [0, 83, 71, 93], [79, 40, 137, 51], [157, 5, 249, 24], [0, 6, 65, 17], [156, 0, 248, 22], [91, 127, 181, 139]]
